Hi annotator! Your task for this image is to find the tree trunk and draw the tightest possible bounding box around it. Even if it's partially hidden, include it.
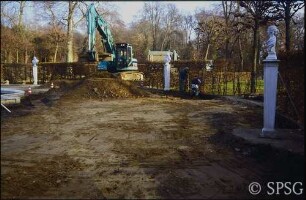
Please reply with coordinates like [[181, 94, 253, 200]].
[[54, 42, 59, 62], [285, 7, 291, 52], [238, 35, 244, 95], [152, 25, 157, 51], [18, 1, 25, 27], [185, 30, 188, 45], [8, 51, 12, 63], [66, 2, 74, 62], [222, 1, 231, 59], [16, 50, 19, 63], [4, 50, 7, 63], [161, 33, 169, 51], [25, 47, 28, 63], [251, 22, 259, 94]]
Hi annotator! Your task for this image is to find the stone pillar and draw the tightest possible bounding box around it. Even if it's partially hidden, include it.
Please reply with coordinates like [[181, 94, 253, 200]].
[[32, 56, 39, 85], [164, 52, 171, 91], [164, 63, 170, 91], [33, 66, 38, 85], [261, 59, 279, 137]]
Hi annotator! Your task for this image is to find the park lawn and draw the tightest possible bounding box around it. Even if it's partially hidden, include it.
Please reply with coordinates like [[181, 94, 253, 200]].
[[203, 79, 264, 96]]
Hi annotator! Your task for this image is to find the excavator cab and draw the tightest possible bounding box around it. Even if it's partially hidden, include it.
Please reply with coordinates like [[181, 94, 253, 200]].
[[115, 43, 129, 69], [114, 43, 143, 81], [115, 43, 137, 71]]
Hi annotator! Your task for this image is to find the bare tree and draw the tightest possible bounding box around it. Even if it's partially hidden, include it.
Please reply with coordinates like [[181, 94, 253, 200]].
[[95, 2, 127, 44], [1, 1, 20, 27], [1, 1, 30, 63], [41, 2, 66, 62], [61, 1, 87, 62], [221, 1, 235, 60], [18, 1, 26, 27], [160, 4, 182, 51], [142, 2, 164, 50], [16, 1, 26, 63], [272, 1, 304, 52], [291, 13, 305, 51], [1, 1, 27, 28], [235, 1, 275, 94], [67, 2, 76, 62], [195, 9, 223, 60], [182, 14, 196, 46]]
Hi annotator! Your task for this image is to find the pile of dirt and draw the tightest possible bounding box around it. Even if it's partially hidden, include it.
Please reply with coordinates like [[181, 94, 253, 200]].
[[90, 71, 116, 79], [62, 78, 151, 100]]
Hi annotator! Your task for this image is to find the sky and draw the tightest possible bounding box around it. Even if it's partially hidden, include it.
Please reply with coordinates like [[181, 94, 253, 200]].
[[8, 1, 303, 31], [14, 1, 218, 29], [112, 1, 219, 25]]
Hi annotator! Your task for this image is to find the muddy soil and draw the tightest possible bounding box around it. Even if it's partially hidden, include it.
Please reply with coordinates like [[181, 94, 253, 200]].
[[1, 79, 304, 199]]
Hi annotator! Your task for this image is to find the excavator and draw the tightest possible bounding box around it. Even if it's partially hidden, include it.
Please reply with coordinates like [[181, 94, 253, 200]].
[[205, 44, 213, 71], [83, 3, 143, 81]]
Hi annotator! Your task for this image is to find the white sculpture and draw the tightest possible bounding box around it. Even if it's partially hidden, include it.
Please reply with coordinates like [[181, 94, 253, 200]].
[[164, 52, 171, 91], [164, 52, 171, 64], [32, 56, 39, 85], [261, 24, 280, 137], [265, 25, 279, 60]]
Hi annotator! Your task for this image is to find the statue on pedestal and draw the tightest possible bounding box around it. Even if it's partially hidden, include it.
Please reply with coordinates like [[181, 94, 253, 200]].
[[265, 25, 279, 60], [261, 24, 280, 137], [32, 56, 39, 85]]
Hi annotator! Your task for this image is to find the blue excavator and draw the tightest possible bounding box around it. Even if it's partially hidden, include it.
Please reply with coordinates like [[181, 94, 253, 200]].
[[84, 3, 143, 81]]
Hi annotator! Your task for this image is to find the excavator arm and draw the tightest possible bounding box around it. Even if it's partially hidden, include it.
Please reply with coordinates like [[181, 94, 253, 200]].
[[87, 3, 115, 62], [204, 44, 213, 71]]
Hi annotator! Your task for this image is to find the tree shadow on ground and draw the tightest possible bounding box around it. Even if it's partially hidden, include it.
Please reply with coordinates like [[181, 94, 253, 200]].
[[148, 100, 304, 199], [206, 111, 304, 199]]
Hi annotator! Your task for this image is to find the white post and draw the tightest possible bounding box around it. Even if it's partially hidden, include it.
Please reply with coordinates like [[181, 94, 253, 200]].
[[261, 25, 279, 137], [164, 52, 171, 91], [261, 60, 279, 136], [32, 56, 39, 85]]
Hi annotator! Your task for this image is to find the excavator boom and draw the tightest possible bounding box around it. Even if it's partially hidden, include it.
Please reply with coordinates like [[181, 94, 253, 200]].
[[87, 3, 115, 61], [205, 44, 213, 71]]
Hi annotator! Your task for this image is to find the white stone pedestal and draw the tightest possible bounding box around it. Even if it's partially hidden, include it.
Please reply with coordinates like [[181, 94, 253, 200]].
[[33, 66, 38, 85], [164, 63, 170, 91], [32, 56, 39, 85], [261, 59, 279, 137]]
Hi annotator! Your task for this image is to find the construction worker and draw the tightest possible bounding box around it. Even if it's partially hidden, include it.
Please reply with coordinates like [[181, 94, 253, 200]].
[[119, 50, 126, 64], [179, 67, 189, 93], [191, 75, 202, 96]]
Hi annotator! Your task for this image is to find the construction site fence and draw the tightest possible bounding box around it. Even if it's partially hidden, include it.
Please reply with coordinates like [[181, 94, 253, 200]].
[[138, 61, 254, 96], [1, 61, 251, 95], [276, 51, 304, 125], [0, 61, 292, 97], [138, 58, 304, 124], [1, 62, 98, 84]]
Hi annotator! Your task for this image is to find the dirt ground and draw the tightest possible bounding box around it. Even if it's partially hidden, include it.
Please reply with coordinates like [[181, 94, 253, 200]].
[[1, 79, 304, 199]]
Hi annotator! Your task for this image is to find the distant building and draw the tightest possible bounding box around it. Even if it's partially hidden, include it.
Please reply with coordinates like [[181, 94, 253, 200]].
[[147, 50, 179, 62]]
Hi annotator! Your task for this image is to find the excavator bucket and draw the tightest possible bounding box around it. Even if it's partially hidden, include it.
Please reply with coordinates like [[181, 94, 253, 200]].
[[118, 72, 144, 81]]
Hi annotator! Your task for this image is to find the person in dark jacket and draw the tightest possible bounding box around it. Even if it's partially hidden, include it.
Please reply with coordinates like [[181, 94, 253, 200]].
[[191, 75, 202, 96]]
